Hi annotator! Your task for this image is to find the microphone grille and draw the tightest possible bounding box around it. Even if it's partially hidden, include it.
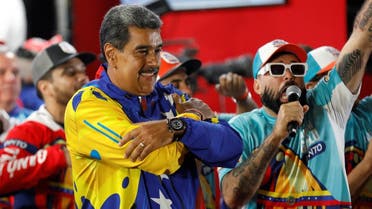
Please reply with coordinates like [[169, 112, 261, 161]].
[[286, 85, 301, 98]]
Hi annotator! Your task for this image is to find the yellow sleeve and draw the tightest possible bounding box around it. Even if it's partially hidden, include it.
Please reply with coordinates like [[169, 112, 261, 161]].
[[65, 87, 187, 175]]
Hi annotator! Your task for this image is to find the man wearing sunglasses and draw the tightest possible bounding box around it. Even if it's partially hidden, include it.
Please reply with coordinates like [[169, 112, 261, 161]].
[[258, 62, 307, 78], [219, 1, 372, 206]]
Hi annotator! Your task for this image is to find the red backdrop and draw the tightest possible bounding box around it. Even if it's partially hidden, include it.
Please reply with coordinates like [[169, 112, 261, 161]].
[[73, 0, 371, 113]]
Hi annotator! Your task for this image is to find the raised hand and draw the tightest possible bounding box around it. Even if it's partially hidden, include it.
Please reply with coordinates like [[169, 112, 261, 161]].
[[215, 72, 248, 99], [273, 101, 309, 140], [215, 72, 257, 113]]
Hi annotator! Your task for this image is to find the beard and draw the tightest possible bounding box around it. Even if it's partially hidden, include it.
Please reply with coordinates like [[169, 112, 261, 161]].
[[261, 81, 308, 114], [54, 88, 75, 105], [52, 83, 82, 106]]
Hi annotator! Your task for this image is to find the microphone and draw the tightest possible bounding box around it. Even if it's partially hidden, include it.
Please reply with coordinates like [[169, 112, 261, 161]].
[[286, 85, 302, 137]]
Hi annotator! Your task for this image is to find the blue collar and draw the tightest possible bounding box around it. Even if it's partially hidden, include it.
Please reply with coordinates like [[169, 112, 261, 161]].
[[86, 64, 186, 122]]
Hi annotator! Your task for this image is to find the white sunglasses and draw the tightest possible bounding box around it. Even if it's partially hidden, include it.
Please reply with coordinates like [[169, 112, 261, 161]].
[[258, 63, 308, 77]]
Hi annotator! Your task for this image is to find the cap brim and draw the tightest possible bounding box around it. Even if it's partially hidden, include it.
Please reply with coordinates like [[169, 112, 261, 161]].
[[179, 59, 201, 75], [159, 59, 201, 80], [76, 52, 96, 65], [51, 52, 96, 71], [317, 61, 336, 75]]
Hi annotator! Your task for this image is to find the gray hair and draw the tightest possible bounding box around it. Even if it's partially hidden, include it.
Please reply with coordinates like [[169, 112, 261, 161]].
[[99, 4, 162, 61]]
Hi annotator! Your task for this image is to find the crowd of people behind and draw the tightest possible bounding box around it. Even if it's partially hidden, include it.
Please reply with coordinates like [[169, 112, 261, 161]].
[[0, 1, 371, 209]]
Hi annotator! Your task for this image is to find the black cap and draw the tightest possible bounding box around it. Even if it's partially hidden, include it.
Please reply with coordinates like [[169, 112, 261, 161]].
[[32, 41, 96, 85], [158, 51, 201, 81]]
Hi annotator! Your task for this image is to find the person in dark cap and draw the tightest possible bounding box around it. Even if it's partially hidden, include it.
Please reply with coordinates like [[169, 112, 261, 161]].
[[219, 0, 372, 207], [0, 41, 95, 209], [64, 4, 242, 209]]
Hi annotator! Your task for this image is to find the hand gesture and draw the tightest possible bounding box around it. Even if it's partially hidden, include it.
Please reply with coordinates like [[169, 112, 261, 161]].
[[215, 72, 248, 100], [119, 120, 173, 161]]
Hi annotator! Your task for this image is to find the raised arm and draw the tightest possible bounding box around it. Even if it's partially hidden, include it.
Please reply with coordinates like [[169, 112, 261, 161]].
[[215, 72, 257, 114], [336, 0, 372, 93]]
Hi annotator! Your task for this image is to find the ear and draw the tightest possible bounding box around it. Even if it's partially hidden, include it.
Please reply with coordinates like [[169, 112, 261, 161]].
[[37, 80, 51, 98], [103, 43, 117, 65], [253, 78, 262, 95]]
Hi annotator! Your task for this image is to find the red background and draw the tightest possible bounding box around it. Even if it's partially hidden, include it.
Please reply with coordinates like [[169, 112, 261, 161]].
[[72, 0, 371, 113]]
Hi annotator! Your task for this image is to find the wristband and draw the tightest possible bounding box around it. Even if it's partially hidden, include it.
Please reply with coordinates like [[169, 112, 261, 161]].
[[233, 89, 251, 103]]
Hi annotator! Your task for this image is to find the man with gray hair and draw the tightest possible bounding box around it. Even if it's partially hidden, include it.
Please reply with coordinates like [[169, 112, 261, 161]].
[[0, 43, 33, 143], [65, 4, 242, 209]]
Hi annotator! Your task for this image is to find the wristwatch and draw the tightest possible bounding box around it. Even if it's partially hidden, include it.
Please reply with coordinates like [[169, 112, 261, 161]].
[[167, 118, 186, 140]]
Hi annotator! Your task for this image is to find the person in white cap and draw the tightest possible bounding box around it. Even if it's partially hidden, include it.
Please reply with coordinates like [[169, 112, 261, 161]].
[[219, 0, 372, 207], [305, 46, 372, 208], [304, 46, 340, 89], [0, 41, 95, 209]]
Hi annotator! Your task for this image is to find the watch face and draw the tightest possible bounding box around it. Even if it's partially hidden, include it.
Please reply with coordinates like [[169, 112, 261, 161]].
[[170, 118, 184, 131]]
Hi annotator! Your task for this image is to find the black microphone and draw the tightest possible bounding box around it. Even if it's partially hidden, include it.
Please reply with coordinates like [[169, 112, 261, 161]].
[[286, 85, 302, 137]]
